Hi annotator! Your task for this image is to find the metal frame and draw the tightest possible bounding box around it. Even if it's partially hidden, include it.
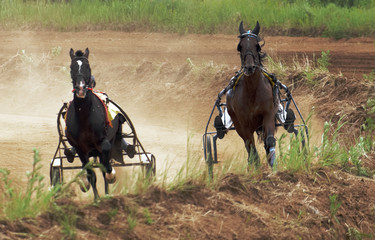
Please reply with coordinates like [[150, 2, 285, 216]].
[[50, 100, 156, 186]]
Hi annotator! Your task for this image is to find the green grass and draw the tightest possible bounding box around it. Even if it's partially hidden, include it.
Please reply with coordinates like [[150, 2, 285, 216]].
[[0, 0, 375, 38]]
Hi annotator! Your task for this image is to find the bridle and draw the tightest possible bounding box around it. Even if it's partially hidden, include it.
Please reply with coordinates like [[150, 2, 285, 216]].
[[71, 56, 92, 93], [238, 32, 261, 75]]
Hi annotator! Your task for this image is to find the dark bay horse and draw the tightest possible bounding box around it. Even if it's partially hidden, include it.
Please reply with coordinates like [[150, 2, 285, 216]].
[[226, 21, 277, 167], [65, 48, 120, 199]]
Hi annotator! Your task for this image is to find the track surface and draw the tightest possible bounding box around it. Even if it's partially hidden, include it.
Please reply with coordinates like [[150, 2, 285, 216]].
[[0, 31, 375, 189], [1, 31, 375, 239]]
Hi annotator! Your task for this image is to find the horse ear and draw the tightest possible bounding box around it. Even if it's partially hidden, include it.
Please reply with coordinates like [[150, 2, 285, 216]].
[[69, 48, 75, 60], [84, 48, 89, 58], [239, 21, 246, 35], [252, 21, 260, 35]]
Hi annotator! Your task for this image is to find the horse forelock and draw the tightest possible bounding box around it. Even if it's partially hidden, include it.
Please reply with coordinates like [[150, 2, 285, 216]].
[[75, 50, 84, 57]]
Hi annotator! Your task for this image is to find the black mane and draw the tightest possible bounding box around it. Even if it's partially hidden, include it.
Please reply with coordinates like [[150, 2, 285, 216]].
[[258, 37, 267, 67]]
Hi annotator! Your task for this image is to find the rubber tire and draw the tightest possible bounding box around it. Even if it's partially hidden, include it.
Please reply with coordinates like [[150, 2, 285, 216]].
[[205, 135, 214, 179], [51, 166, 61, 186], [146, 154, 156, 177]]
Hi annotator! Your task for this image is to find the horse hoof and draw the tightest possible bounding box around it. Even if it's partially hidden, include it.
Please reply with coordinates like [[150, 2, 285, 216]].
[[214, 116, 226, 139], [78, 175, 90, 192], [126, 145, 136, 159], [64, 148, 75, 163], [106, 168, 116, 184]]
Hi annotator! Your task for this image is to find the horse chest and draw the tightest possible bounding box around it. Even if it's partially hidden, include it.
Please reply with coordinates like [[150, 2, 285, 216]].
[[66, 103, 106, 148]]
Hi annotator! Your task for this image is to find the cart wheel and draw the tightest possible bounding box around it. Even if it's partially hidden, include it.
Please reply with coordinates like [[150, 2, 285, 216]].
[[51, 166, 62, 186], [301, 125, 309, 154], [205, 135, 213, 179], [50, 158, 62, 186], [146, 154, 156, 177]]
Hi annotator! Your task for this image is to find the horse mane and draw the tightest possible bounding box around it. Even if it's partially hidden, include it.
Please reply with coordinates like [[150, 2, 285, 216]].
[[257, 36, 267, 67]]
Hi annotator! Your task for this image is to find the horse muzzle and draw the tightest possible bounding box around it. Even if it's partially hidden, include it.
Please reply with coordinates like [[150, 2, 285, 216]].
[[75, 87, 87, 98], [74, 81, 87, 98], [244, 65, 256, 76]]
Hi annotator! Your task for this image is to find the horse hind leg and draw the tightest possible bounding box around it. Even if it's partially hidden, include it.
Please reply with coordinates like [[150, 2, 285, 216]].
[[245, 139, 260, 167]]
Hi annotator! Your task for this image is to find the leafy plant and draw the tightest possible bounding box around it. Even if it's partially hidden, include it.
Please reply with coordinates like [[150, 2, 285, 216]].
[[362, 70, 375, 83], [361, 98, 375, 152], [348, 137, 371, 177], [143, 208, 153, 225], [346, 224, 374, 240], [316, 119, 346, 167], [317, 50, 331, 71], [329, 194, 342, 223], [127, 214, 137, 231], [277, 128, 312, 174]]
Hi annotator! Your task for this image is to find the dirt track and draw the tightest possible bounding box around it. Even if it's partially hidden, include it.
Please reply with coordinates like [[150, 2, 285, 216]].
[[1, 31, 375, 189], [1, 31, 375, 239]]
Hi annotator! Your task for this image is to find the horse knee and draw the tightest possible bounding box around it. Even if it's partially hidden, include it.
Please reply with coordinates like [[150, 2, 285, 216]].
[[101, 139, 111, 153], [265, 135, 276, 151]]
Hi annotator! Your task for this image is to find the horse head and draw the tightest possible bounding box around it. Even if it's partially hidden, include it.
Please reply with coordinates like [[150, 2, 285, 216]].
[[69, 48, 92, 99], [237, 21, 264, 76]]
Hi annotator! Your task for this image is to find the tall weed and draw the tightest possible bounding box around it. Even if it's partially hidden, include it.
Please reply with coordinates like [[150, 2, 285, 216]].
[[316, 119, 347, 166], [0, 148, 59, 220]]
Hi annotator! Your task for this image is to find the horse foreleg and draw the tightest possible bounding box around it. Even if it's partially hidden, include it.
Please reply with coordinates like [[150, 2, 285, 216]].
[[101, 139, 116, 188], [78, 153, 99, 200], [87, 168, 99, 200], [265, 134, 276, 167], [263, 114, 277, 168]]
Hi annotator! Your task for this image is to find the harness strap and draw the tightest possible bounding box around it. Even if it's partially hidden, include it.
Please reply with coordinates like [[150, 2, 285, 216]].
[[232, 72, 244, 91], [231, 69, 278, 91], [262, 71, 275, 88]]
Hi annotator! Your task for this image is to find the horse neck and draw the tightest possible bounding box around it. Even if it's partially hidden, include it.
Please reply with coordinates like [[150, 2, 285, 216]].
[[242, 68, 263, 90]]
